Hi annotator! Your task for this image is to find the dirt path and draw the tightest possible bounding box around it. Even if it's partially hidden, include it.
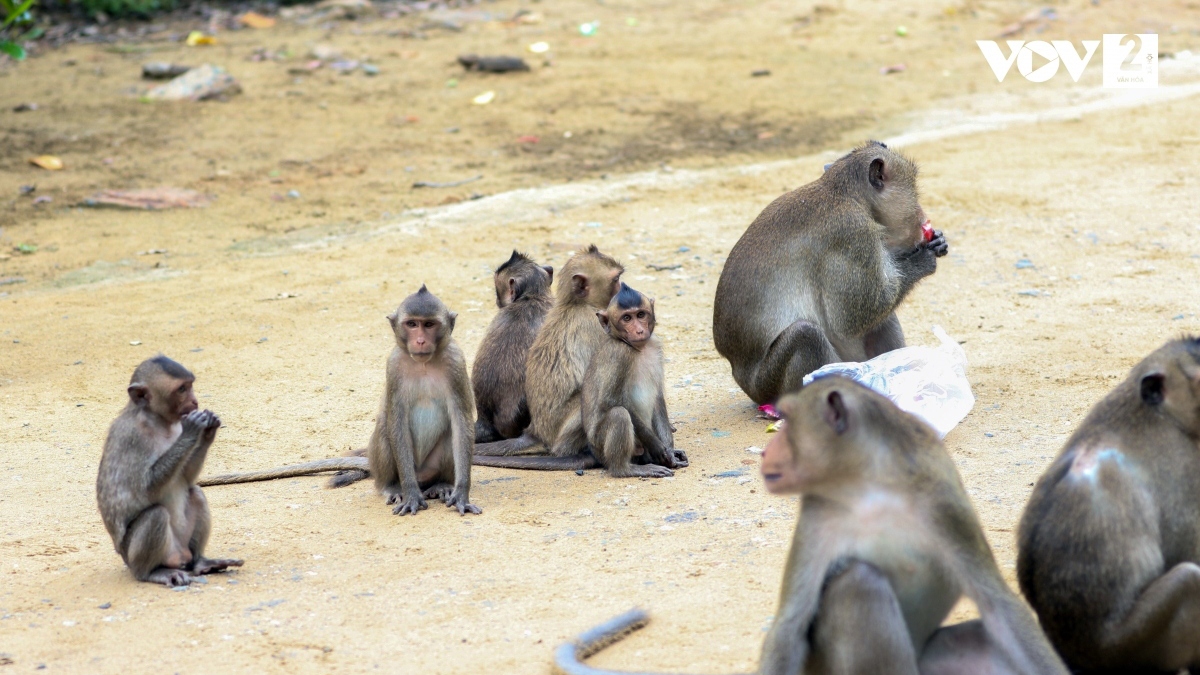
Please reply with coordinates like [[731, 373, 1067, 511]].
[[1, 1, 1199, 672]]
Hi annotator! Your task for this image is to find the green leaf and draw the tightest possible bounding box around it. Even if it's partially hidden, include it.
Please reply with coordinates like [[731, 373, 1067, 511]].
[[0, 40, 25, 60], [16, 243, 37, 254]]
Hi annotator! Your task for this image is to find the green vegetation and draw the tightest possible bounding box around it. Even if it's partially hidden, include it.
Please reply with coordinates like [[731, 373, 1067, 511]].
[[75, 0, 173, 18], [1, 0, 39, 61]]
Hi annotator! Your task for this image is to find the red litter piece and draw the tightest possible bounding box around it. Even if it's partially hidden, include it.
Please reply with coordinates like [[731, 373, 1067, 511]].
[[921, 220, 934, 242]]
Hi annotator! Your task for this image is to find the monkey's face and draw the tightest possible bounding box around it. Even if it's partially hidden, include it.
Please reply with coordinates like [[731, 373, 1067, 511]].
[[863, 149, 928, 249], [609, 306, 655, 348], [134, 375, 198, 422], [1141, 341, 1200, 433], [401, 316, 443, 363], [762, 383, 858, 494], [760, 424, 806, 495]]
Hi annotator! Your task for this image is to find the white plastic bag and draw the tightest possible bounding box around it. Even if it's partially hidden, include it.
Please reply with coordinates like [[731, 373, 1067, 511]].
[[801, 326, 975, 438]]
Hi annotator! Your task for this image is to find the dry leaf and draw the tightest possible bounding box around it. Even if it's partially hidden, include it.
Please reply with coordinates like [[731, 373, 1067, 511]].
[[186, 31, 217, 46], [239, 11, 276, 28], [29, 156, 64, 170]]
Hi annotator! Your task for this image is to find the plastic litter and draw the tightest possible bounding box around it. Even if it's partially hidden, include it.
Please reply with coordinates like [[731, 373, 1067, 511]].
[[802, 326, 975, 438]]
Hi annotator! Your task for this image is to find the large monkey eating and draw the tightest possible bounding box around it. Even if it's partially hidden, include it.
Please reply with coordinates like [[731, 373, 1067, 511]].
[[712, 141, 947, 405], [1017, 336, 1200, 674], [96, 356, 243, 587], [554, 378, 1066, 675]]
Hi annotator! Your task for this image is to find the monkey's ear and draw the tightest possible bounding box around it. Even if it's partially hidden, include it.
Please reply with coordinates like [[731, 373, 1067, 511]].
[[572, 273, 589, 298], [386, 312, 398, 327], [596, 311, 609, 330], [824, 390, 849, 434], [869, 158, 886, 190], [543, 266, 554, 284], [446, 312, 457, 332], [128, 383, 150, 406], [1140, 373, 1166, 405]]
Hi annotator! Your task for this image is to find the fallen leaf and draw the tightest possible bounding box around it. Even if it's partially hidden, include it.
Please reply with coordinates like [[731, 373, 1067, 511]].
[[29, 156, 63, 170], [239, 11, 276, 28], [186, 31, 217, 46]]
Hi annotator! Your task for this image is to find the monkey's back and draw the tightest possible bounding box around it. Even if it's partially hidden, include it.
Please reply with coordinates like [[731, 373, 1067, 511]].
[[526, 303, 605, 444], [471, 294, 551, 420], [96, 412, 153, 554], [1016, 368, 1200, 664], [713, 181, 877, 361]]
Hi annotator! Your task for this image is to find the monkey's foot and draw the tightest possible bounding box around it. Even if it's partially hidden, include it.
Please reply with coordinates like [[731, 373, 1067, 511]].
[[388, 490, 428, 516], [612, 464, 674, 478], [421, 483, 454, 502], [190, 557, 244, 575], [146, 567, 193, 588], [670, 449, 690, 467], [445, 491, 482, 515]]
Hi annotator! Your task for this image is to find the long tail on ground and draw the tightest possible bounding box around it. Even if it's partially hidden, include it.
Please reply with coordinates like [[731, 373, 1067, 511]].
[[472, 453, 599, 471], [474, 433, 545, 457], [199, 457, 369, 486], [553, 610, 744, 675]]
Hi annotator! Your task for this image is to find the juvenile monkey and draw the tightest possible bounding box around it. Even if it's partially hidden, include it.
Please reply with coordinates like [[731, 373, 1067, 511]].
[[366, 285, 479, 515], [1017, 336, 1200, 674], [713, 141, 948, 404], [581, 284, 687, 478], [473, 251, 554, 443], [555, 379, 1066, 675], [473, 245, 624, 470], [96, 356, 243, 587]]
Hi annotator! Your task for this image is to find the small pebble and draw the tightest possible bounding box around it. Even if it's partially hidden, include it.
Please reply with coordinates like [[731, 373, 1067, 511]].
[[984, 432, 995, 438], [574, 469, 584, 476], [1015, 259, 1034, 269], [258, 337, 268, 343], [677, 246, 690, 253], [362, 63, 380, 76], [98, 603, 111, 609], [287, 189, 301, 199]]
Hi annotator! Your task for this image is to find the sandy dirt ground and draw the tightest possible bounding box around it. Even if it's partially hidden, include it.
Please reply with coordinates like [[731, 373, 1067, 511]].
[[2, 0, 1199, 672]]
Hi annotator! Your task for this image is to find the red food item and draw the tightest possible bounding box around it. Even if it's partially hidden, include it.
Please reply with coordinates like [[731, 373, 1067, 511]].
[[921, 220, 934, 243]]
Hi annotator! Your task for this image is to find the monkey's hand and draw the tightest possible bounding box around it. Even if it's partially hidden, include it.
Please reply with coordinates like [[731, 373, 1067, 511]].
[[182, 409, 212, 435], [926, 229, 948, 257], [670, 448, 690, 468], [199, 410, 221, 443], [445, 490, 482, 516], [388, 489, 427, 516]]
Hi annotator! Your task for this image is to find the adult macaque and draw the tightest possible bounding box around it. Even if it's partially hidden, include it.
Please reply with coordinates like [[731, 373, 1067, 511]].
[[96, 356, 243, 587], [473, 250, 554, 443], [1018, 337, 1200, 673], [582, 284, 687, 478], [474, 245, 623, 470], [554, 379, 1066, 675], [713, 141, 947, 404]]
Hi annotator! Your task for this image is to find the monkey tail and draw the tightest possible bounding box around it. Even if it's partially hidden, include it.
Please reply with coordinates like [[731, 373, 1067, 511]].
[[198, 457, 369, 486], [472, 454, 599, 471], [326, 469, 370, 489], [553, 609, 651, 675], [473, 433, 544, 457]]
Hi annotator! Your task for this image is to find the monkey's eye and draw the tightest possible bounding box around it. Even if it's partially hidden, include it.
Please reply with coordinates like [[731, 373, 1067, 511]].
[[622, 315, 632, 322], [637, 311, 647, 319], [405, 320, 417, 328], [424, 321, 435, 329]]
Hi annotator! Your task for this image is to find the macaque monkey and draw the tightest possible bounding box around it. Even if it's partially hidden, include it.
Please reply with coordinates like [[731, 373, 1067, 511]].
[[713, 141, 948, 404], [366, 285, 479, 515], [96, 356, 243, 587], [473, 250, 554, 443], [554, 379, 1066, 675], [1018, 336, 1200, 674], [473, 245, 624, 470], [582, 284, 687, 478]]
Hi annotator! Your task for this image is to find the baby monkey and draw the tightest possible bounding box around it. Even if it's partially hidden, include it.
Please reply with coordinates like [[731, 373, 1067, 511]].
[[96, 356, 243, 587], [582, 284, 687, 478]]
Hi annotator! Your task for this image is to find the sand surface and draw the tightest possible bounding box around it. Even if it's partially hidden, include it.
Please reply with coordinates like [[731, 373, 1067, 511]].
[[2, 0, 1199, 672]]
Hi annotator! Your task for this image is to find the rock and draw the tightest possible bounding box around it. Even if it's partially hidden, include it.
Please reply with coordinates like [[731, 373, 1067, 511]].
[[144, 64, 241, 101]]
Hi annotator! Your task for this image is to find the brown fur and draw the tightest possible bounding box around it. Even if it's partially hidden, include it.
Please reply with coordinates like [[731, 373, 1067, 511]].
[[712, 140, 947, 404], [96, 356, 242, 587], [473, 251, 554, 443], [1017, 337, 1200, 673], [474, 245, 623, 470], [581, 285, 688, 478]]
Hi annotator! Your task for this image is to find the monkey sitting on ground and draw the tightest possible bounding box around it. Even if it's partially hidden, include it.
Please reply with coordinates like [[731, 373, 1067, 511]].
[[1017, 336, 1200, 674], [359, 285, 479, 515], [96, 356, 243, 587], [713, 140, 948, 405], [554, 378, 1066, 675], [581, 284, 687, 478], [473, 244, 624, 470], [473, 250, 554, 444]]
